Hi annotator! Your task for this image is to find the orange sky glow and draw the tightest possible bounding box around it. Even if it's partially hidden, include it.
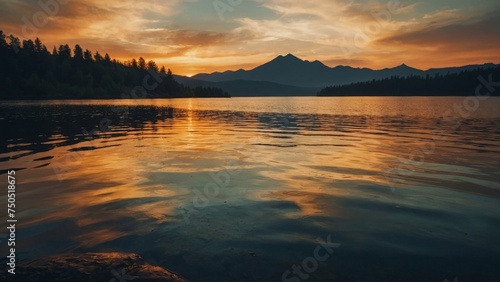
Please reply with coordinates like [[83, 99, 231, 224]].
[[0, 0, 499, 75]]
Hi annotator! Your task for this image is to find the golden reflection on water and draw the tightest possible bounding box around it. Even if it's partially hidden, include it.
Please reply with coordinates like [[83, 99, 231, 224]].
[[6, 101, 500, 231], [18, 112, 380, 245], [1, 98, 499, 281]]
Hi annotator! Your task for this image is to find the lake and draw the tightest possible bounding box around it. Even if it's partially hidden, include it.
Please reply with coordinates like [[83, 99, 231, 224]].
[[1, 97, 499, 281]]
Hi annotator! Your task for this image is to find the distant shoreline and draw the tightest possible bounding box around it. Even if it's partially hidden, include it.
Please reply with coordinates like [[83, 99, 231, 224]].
[[2, 95, 500, 102]]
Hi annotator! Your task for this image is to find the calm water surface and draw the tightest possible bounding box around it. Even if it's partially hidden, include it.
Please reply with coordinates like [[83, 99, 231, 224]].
[[0, 97, 499, 281]]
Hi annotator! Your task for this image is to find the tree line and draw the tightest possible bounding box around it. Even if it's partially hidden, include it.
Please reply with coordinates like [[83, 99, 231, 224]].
[[0, 30, 230, 99], [317, 66, 500, 96]]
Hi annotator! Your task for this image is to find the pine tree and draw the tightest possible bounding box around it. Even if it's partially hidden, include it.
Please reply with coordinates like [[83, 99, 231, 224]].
[[83, 49, 93, 61], [138, 57, 146, 70], [74, 44, 84, 60]]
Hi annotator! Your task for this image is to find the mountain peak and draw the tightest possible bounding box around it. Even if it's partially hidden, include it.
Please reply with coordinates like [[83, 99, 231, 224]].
[[389, 63, 421, 72], [274, 53, 302, 62], [396, 63, 413, 69]]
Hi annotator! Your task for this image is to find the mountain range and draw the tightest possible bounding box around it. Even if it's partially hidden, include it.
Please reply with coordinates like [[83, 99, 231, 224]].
[[175, 54, 498, 96]]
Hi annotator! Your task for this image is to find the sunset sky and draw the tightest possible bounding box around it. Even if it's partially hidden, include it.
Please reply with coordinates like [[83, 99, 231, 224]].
[[0, 0, 499, 76]]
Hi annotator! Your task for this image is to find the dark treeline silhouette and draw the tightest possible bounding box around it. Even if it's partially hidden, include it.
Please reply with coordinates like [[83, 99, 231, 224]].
[[0, 30, 229, 99], [318, 66, 500, 96]]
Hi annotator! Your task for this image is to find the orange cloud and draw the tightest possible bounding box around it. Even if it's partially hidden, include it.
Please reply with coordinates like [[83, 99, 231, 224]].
[[0, 0, 499, 75], [373, 9, 500, 69]]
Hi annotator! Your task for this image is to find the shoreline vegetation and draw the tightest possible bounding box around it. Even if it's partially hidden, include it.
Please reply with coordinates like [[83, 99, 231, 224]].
[[318, 65, 500, 96], [0, 30, 230, 100]]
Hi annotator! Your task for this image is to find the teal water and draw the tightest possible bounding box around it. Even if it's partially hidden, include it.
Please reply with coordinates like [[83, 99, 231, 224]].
[[0, 97, 499, 281]]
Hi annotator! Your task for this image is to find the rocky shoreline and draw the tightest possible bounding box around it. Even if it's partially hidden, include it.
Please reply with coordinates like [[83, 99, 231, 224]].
[[3, 252, 187, 282]]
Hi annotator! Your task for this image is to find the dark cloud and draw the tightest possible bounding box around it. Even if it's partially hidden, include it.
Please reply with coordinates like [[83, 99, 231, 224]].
[[376, 9, 500, 52], [167, 30, 229, 47], [0, 0, 114, 40], [125, 28, 255, 57]]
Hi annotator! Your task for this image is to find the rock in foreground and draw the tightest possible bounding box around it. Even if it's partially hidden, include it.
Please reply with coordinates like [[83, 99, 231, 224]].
[[11, 252, 187, 282]]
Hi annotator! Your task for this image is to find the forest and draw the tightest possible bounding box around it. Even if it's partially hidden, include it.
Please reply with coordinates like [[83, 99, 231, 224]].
[[318, 66, 500, 96], [0, 30, 230, 99]]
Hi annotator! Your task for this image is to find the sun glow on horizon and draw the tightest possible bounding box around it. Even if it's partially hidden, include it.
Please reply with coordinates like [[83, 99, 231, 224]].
[[0, 0, 498, 74]]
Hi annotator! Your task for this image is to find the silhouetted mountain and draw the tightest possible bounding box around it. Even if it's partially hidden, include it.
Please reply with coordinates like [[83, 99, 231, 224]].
[[194, 54, 335, 87], [381, 63, 424, 77], [192, 54, 322, 88], [425, 63, 499, 76], [193, 54, 498, 91]]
